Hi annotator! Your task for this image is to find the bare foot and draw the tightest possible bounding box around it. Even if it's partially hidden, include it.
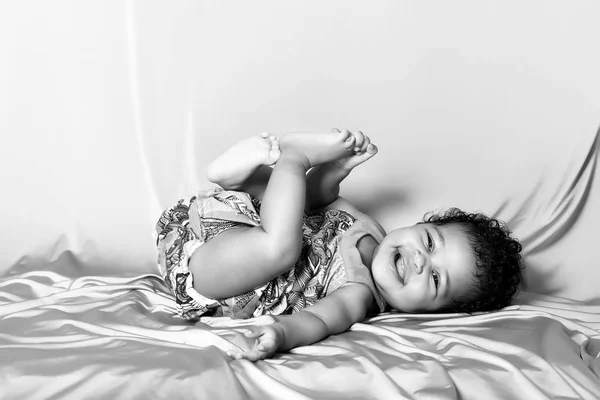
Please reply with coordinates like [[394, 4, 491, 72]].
[[332, 129, 379, 170], [206, 132, 281, 189], [335, 142, 379, 170], [279, 130, 355, 168]]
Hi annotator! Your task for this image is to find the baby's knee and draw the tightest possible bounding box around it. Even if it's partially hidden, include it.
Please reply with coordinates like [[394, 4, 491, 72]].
[[264, 235, 302, 269]]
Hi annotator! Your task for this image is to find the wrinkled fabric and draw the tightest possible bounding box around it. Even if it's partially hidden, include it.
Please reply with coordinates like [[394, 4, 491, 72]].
[[156, 188, 263, 320], [1, 266, 599, 400]]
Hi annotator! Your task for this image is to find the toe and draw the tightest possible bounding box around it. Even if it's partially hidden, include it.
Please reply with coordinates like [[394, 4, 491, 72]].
[[365, 143, 378, 155], [357, 136, 371, 154], [352, 130, 365, 150], [348, 143, 378, 167], [338, 129, 351, 142], [260, 132, 269, 139], [268, 149, 281, 165], [343, 135, 356, 150]]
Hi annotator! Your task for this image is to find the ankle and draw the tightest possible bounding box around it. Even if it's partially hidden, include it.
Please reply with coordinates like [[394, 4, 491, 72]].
[[278, 145, 311, 171]]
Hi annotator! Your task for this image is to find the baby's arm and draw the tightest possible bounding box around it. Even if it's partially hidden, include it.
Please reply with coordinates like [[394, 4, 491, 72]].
[[305, 129, 378, 211], [233, 283, 373, 361]]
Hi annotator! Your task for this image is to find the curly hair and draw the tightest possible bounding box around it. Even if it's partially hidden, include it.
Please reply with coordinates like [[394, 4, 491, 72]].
[[422, 208, 524, 314]]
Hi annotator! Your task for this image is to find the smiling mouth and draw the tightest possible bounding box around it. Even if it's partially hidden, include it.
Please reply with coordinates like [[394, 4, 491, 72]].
[[394, 251, 406, 285]]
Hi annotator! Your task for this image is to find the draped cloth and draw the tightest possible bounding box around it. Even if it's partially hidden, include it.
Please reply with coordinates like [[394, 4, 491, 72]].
[[1, 266, 599, 400]]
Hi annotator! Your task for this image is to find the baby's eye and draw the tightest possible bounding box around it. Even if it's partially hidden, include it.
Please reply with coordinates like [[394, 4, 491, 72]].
[[426, 232, 434, 252], [432, 271, 440, 289]]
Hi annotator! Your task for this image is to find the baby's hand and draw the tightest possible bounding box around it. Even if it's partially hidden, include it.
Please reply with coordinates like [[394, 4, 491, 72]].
[[231, 321, 285, 361], [331, 128, 378, 170]]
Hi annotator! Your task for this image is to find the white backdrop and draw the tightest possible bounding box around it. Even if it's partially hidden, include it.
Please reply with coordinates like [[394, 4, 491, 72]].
[[1, 0, 599, 302]]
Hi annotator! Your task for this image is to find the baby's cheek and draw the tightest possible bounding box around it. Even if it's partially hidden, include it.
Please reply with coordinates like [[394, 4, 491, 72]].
[[389, 290, 424, 313], [407, 287, 437, 311]]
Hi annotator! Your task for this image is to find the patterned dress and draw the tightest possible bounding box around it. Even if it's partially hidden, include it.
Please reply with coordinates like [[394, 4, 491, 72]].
[[156, 187, 386, 320]]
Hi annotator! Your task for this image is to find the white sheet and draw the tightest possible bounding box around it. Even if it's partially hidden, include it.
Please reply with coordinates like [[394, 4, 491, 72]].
[[2, 0, 600, 301], [1, 266, 599, 400]]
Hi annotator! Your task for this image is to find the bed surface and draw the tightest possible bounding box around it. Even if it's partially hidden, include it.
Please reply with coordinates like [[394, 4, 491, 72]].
[[2, 262, 599, 400]]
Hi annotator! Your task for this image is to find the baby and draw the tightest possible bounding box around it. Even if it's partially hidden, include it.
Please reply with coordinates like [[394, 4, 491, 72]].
[[156, 129, 523, 361]]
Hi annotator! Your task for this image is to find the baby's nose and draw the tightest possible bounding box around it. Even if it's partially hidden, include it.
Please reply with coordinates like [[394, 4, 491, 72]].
[[413, 252, 425, 274]]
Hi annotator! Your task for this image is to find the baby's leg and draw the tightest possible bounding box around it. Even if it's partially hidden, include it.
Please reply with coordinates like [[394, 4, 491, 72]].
[[189, 131, 355, 299], [206, 132, 280, 191], [259, 129, 356, 234], [305, 130, 378, 211]]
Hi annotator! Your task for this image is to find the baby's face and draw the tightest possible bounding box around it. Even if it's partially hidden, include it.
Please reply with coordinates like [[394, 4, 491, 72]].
[[371, 222, 476, 312]]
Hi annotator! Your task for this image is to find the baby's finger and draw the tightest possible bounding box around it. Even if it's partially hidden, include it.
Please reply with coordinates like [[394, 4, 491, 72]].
[[244, 327, 262, 339], [256, 338, 277, 352], [237, 349, 267, 362], [352, 130, 365, 153]]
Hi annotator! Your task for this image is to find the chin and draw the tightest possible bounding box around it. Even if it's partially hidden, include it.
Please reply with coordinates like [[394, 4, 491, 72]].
[[383, 297, 420, 314]]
